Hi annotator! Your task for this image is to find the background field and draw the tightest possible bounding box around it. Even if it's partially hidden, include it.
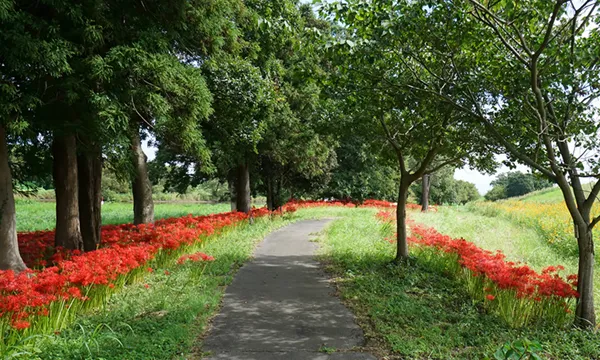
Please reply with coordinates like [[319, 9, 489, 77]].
[[15, 201, 231, 232]]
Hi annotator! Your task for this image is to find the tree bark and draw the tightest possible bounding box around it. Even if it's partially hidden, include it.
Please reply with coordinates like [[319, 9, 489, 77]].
[[395, 178, 410, 261], [266, 176, 274, 211], [575, 225, 596, 328], [235, 162, 251, 213], [131, 128, 154, 225], [421, 174, 430, 212], [0, 125, 27, 271], [53, 133, 83, 250], [78, 142, 102, 252], [228, 170, 237, 212], [274, 179, 283, 209]]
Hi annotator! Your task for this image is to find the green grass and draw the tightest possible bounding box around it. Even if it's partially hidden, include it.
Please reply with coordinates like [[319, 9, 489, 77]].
[[518, 187, 564, 203], [514, 183, 594, 204], [6, 207, 358, 359], [11, 203, 600, 359], [317, 209, 600, 359], [15, 200, 231, 232]]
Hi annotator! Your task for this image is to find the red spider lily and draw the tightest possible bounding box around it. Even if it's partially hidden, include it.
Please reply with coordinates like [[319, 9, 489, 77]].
[[285, 206, 297, 213], [375, 210, 395, 222], [177, 252, 216, 264]]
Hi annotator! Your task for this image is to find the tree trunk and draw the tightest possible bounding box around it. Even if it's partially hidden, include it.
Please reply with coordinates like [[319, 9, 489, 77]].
[[131, 128, 154, 225], [395, 178, 410, 261], [78, 142, 102, 252], [228, 170, 237, 212], [0, 125, 27, 271], [274, 179, 283, 209], [53, 133, 83, 250], [575, 225, 596, 328], [421, 174, 430, 212], [235, 162, 251, 213], [266, 176, 274, 211]]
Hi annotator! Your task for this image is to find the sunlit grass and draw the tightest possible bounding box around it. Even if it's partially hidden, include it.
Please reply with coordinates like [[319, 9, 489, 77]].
[[318, 209, 600, 359]]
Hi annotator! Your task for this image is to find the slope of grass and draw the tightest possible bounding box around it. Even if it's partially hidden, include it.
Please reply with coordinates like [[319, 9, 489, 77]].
[[514, 183, 594, 204], [318, 210, 600, 359], [15, 201, 231, 232], [410, 207, 575, 273], [518, 187, 563, 203]]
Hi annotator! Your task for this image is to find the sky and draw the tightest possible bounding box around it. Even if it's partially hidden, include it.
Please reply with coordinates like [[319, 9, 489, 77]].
[[455, 160, 529, 195]]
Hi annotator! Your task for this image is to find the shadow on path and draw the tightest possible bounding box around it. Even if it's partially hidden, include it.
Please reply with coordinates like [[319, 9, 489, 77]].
[[201, 220, 376, 360]]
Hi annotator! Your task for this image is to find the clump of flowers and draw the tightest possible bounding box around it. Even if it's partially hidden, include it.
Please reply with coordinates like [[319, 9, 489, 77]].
[[177, 252, 215, 264]]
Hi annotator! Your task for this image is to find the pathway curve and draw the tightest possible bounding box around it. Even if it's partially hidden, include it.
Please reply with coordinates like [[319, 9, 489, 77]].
[[202, 219, 376, 360]]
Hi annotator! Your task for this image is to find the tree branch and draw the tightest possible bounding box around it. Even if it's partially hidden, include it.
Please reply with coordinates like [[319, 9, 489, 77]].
[[533, 0, 566, 59], [583, 179, 600, 212], [425, 155, 464, 175], [590, 214, 600, 230]]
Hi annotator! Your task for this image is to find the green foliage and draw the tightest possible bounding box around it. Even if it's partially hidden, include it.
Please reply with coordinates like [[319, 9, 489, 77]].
[[485, 186, 508, 202], [412, 168, 480, 205], [493, 339, 543, 360], [321, 0, 498, 210], [203, 56, 275, 166], [455, 180, 481, 205], [485, 172, 553, 201]]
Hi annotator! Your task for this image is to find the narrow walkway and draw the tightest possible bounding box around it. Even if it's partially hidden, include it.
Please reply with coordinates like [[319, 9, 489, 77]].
[[202, 220, 376, 360]]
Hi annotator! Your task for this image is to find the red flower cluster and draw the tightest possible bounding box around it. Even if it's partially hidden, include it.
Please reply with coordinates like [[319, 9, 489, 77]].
[[283, 199, 357, 209], [1, 208, 270, 329], [375, 210, 395, 222], [361, 199, 396, 208], [177, 252, 216, 264], [283, 198, 414, 210], [408, 222, 579, 301]]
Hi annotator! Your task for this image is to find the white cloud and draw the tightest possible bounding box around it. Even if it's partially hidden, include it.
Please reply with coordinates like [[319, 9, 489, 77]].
[[455, 156, 529, 195]]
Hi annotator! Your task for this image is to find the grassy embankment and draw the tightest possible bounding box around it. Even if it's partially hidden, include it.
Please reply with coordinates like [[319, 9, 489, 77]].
[[318, 209, 600, 359], [409, 185, 600, 314]]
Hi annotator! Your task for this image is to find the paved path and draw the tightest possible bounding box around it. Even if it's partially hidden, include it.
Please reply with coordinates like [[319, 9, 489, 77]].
[[202, 219, 377, 360]]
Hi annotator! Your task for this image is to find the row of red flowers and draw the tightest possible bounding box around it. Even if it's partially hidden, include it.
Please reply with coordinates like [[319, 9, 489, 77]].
[[375, 210, 578, 306], [1, 208, 272, 329], [407, 221, 578, 300]]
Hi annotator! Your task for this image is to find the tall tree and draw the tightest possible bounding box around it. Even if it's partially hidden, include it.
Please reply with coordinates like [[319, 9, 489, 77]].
[[52, 133, 83, 250], [0, 0, 73, 267], [322, 1, 496, 260], [202, 56, 275, 213], [0, 126, 26, 271], [378, 0, 600, 327]]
